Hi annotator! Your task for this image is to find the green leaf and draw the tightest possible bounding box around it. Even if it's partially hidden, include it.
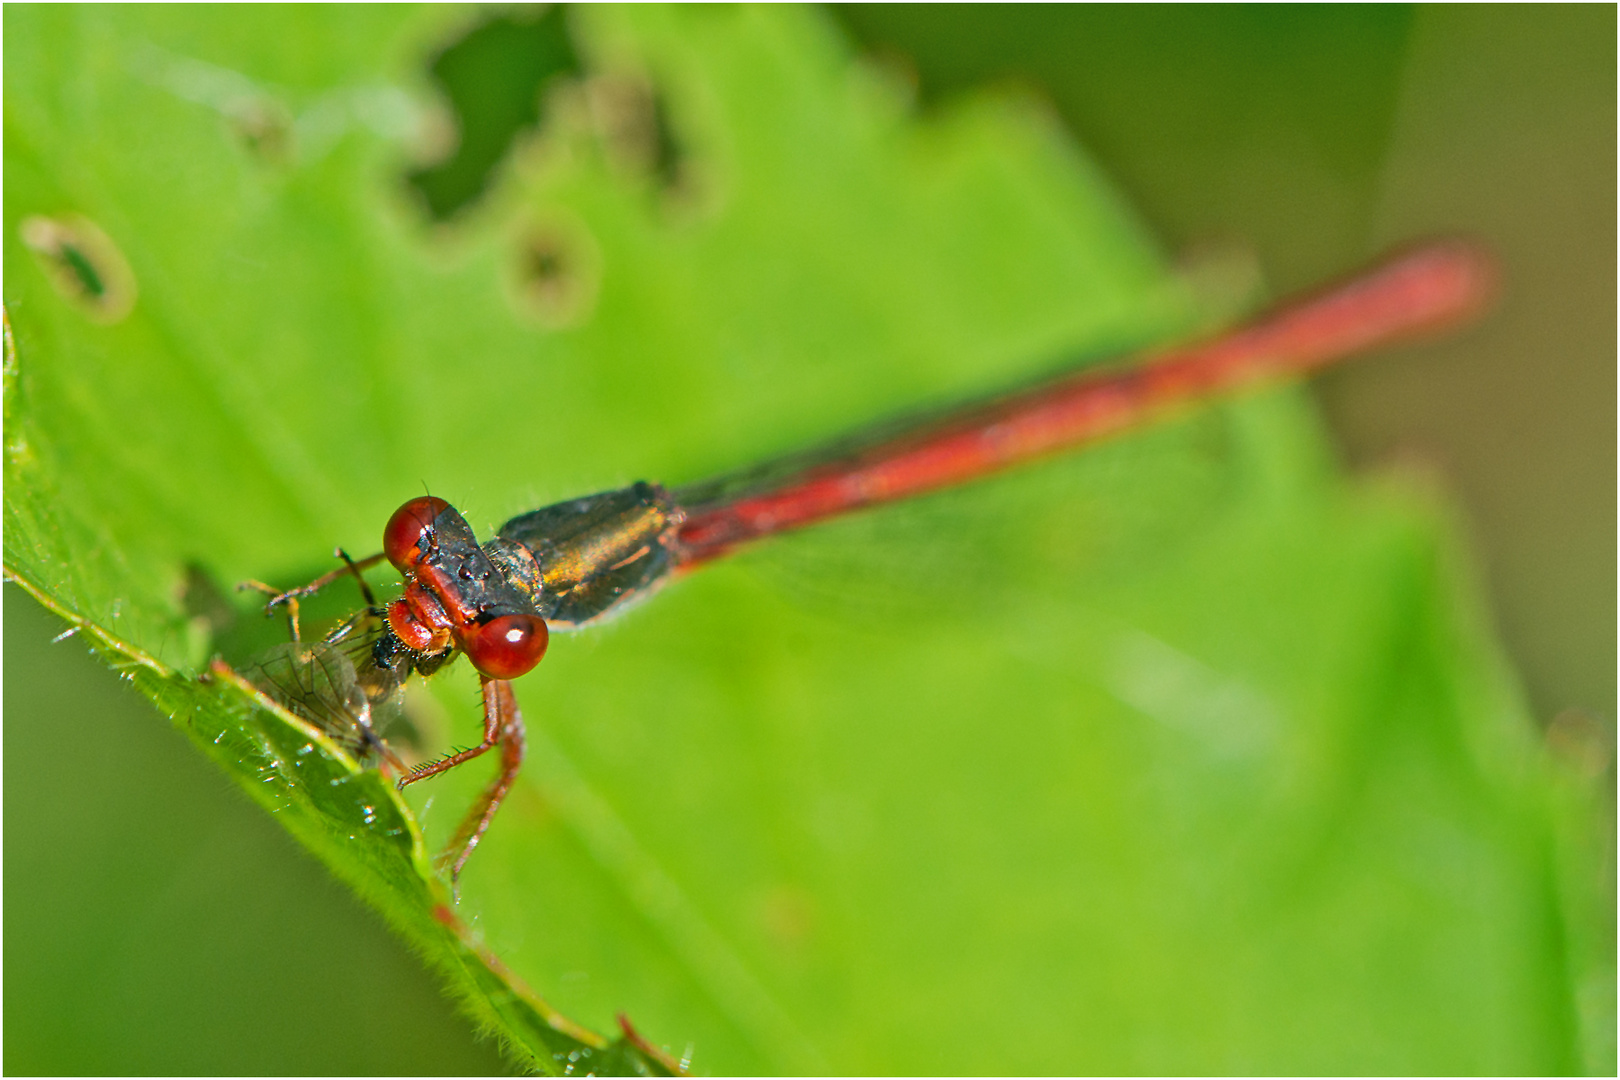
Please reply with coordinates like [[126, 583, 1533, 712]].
[[5, 6, 1602, 1074]]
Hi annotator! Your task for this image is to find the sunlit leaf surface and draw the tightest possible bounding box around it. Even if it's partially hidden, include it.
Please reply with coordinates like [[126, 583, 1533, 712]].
[[4, 6, 1601, 1073]]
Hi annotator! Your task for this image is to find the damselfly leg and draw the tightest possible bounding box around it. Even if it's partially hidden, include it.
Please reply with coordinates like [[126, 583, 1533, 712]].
[[239, 547, 388, 640], [408, 677, 527, 884]]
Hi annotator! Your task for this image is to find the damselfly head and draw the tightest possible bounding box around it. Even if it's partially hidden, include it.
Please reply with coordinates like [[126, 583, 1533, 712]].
[[381, 496, 552, 681]]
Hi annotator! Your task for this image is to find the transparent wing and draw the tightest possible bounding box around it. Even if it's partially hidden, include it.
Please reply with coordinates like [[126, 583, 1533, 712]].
[[242, 611, 403, 768]]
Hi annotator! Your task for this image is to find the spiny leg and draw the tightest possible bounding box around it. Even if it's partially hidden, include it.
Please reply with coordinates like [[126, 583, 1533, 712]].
[[440, 678, 527, 886], [240, 550, 390, 637], [396, 675, 507, 789], [395, 678, 527, 890], [288, 548, 387, 604]]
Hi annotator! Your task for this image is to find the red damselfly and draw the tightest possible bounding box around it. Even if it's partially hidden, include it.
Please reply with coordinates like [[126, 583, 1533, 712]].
[[245, 242, 1492, 885]]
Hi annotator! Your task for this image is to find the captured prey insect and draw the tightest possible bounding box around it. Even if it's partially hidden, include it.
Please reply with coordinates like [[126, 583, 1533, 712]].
[[244, 243, 1492, 886]]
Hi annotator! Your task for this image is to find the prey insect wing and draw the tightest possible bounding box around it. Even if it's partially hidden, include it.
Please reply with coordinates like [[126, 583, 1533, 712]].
[[243, 609, 404, 768]]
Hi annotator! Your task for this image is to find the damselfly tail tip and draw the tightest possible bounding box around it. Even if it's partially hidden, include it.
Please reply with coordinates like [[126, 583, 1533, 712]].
[[1380, 237, 1500, 336]]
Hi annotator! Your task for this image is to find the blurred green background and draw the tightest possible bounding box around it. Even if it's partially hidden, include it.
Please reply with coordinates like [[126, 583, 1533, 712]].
[[6, 5, 1612, 1074]]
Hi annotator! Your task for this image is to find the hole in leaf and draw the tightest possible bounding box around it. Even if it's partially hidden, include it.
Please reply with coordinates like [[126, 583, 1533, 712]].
[[584, 69, 689, 194], [19, 215, 137, 323], [506, 216, 601, 329], [406, 6, 696, 219], [406, 5, 583, 220]]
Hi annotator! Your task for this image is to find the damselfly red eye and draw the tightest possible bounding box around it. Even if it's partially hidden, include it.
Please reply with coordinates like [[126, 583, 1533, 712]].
[[461, 613, 549, 680], [384, 496, 451, 572]]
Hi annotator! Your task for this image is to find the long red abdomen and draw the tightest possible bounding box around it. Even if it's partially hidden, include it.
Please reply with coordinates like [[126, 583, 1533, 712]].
[[673, 242, 1492, 566]]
